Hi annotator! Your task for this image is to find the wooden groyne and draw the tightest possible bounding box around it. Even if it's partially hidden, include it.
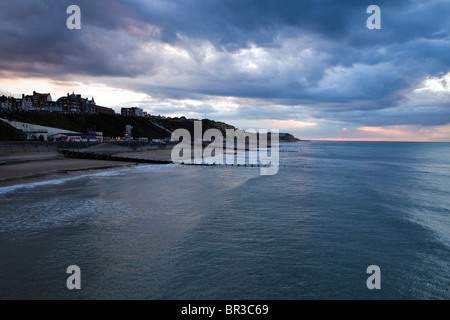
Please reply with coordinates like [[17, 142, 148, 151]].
[[60, 150, 272, 168], [61, 150, 173, 164], [61, 150, 217, 166]]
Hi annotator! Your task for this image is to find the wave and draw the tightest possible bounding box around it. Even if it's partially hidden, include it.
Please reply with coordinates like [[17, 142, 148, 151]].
[[0, 163, 176, 196]]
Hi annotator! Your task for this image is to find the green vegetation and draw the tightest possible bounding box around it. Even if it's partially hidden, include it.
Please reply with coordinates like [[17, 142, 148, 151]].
[[152, 118, 236, 136], [1, 113, 301, 142], [5, 113, 171, 139], [0, 120, 19, 141], [2, 114, 240, 141]]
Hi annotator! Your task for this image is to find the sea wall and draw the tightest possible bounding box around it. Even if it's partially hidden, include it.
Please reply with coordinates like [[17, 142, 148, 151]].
[[0, 142, 59, 162]]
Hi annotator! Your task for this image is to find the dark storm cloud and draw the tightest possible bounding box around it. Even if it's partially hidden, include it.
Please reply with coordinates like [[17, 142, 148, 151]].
[[0, 0, 155, 77], [0, 0, 449, 126]]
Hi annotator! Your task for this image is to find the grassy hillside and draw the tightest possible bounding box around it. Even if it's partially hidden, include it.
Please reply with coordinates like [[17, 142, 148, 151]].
[[152, 118, 236, 136], [1, 113, 301, 142], [0, 120, 19, 141], [3, 113, 241, 140], [6, 113, 171, 139]]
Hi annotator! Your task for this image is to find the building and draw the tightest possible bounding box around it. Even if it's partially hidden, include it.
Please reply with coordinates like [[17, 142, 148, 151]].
[[57, 92, 96, 114], [0, 118, 81, 141], [31, 91, 52, 110], [44, 101, 63, 113], [121, 107, 144, 117], [83, 96, 96, 114], [57, 93, 79, 113], [48, 132, 103, 142], [15, 95, 34, 111], [0, 95, 13, 111], [2, 91, 115, 115], [96, 105, 116, 115], [125, 125, 133, 136]]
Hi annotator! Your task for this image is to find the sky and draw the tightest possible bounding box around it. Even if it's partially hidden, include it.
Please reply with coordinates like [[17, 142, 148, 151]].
[[0, 0, 449, 141]]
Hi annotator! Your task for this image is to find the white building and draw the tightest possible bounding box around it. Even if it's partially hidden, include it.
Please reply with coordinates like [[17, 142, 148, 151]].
[[17, 95, 33, 111], [121, 107, 144, 117], [0, 118, 81, 141]]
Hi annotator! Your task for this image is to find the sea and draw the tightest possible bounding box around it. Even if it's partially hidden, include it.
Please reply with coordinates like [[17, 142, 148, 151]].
[[0, 141, 449, 299]]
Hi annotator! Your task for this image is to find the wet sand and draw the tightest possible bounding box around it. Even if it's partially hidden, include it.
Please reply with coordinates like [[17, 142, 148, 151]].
[[0, 145, 227, 188], [112, 148, 175, 161], [0, 157, 138, 188]]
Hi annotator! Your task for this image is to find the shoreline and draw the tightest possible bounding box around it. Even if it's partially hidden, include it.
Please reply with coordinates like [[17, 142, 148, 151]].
[[0, 156, 140, 189], [0, 145, 180, 189], [0, 142, 277, 189]]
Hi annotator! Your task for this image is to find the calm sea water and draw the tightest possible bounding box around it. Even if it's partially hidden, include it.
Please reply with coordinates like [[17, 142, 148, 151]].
[[0, 141, 449, 299]]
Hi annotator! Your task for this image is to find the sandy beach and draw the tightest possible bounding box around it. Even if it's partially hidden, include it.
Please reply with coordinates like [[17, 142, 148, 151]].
[[112, 148, 175, 161], [0, 143, 229, 188], [0, 156, 139, 188], [0, 142, 183, 188]]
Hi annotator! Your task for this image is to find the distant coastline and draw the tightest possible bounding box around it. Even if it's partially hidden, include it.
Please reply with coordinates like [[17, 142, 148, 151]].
[[0, 112, 303, 143], [0, 109, 306, 187]]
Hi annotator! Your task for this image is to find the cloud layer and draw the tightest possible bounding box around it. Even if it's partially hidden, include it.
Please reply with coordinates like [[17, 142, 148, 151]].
[[0, 0, 449, 139]]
